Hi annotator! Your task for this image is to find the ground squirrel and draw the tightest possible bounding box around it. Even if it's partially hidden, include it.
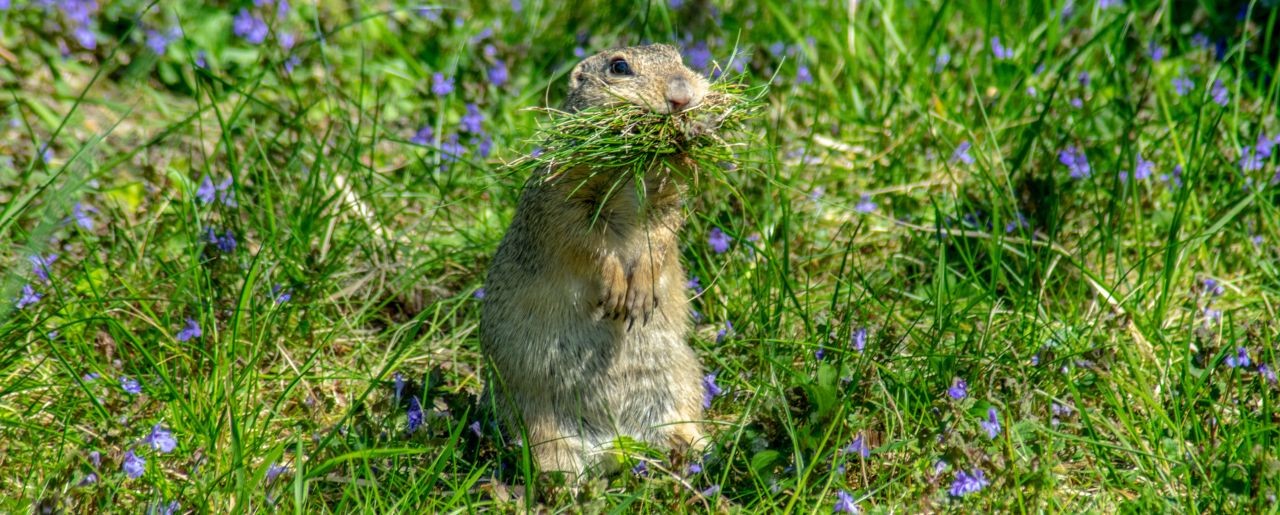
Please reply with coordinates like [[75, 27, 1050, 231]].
[[480, 44, 711, 477]]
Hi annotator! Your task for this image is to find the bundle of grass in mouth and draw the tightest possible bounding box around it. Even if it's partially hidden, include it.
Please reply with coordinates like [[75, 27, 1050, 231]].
[[510, 79, 766, 191]]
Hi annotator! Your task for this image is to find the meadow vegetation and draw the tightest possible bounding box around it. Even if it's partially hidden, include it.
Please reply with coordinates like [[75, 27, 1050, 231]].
[[2, 0, 1279, 512]]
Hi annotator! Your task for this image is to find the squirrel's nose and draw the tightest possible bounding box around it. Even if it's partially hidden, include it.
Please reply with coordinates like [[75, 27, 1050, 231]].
[[667, 77, 694, 113]]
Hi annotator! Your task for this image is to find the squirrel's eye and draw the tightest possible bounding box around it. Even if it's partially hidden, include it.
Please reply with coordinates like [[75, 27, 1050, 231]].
[[609, 58, 633, 76]]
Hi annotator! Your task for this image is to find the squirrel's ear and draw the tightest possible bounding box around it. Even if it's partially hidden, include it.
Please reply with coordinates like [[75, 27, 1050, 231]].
[[568, 61, 586, 90]]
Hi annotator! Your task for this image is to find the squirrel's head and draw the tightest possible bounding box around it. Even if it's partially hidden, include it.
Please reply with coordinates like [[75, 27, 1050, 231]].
[[563, 44, 710, 115]]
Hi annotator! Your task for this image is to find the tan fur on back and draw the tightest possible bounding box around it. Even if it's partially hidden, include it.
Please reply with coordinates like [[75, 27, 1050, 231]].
[[480, 44, 710, 476]]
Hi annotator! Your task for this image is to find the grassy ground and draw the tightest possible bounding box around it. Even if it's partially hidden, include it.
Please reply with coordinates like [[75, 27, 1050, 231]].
[[3, 0, 1280, 512]]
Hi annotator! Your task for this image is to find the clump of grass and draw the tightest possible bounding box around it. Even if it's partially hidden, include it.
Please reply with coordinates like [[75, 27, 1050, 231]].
[[511, 79, 767, 187]]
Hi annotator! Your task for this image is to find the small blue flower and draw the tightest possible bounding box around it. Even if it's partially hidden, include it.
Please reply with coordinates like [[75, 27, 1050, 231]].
[[410, 125, 434, 146], [1058, 146, 1091, 179], [393, 372, 405, 402], [980, 407, 1001, 439], [284, 55, 302, 74], [460, 103, 484, 134], [833, 490, 859, 513], [407, 396, 424, 432], [216, 177, 237, 207], [631, 461, 648, 477], [30, 254, 57, 282], [708, 227, 731, 254], [686, 276, 702, 294], [1172, 76, 1194, 96], [266, 462, 289, 483], [233, 9, 268, 44], [1259, 364, 1277, 383], [843, 433, 870, 458], [1147, 41, 1166, 61], [851, 327, 867, 353], [1077, 71, 1090, 87], [469, 420, 482, 437], [145, 423, 177, 453], [683, 41, 711, 71], [1211, 80, 1229, 106], [1240, 146, 1264, 172], [122, 449, 146, 479], [432, 73, 455, 96], [1225, 347, 1251, 369], [947, 378, 968, 400], [196, 176, 216, 203], [702, 372, 723, 408], [1133, 156, 1154, 181], [176, 318, 202, 342], [795, 64, 813, 85], [272, 284, 292, 304], [687, 462, 702, 474], [72, 202, 95, 230], [121, 376, 143, 395], [472, 288, 485, 300], [715, 320, 733, 343], [1191, 33, 1211, 49], [855, 194, 877, 214], [439, 134, 467, 162], [948, 468, 989, 497], [16, 284, 42, 309], [146, 27, 179, 55], [989, 37, 1014, 60], [1202, 278, 1224, 297], [488, 59, 510, 87], [951, 141, 974, 165], [195, 50, 208, 69], [701, 484, 720, 497]]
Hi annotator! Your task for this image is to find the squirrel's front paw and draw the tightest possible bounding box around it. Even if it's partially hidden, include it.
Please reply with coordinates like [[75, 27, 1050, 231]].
[[622, 262, 659, 330], [599, 256, 629, 320]]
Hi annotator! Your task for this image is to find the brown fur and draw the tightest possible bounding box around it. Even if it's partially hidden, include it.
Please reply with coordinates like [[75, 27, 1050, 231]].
[[480, 44, 710, 476]]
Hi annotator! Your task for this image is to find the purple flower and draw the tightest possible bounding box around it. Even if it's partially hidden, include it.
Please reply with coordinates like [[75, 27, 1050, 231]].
[[272, 284, 292, 304], [1005, 212, 1028, 233], [1225, 347, 1251, 369], [855, 194, 877, 213], [120, 375, 142, 394], [1147, 41, 1166, 61], [683, 41, 712, 71], [687, 462, 702, 474], [279, 31, 296, 51], [989, 37, 1014, 60], [980, 407, 1001, 439], [16, 284, 42, 309], [80, 473, 97, 485], [702, 372, 723, 408], [1256, 133, 1275, 160], [476, 135, 494, 158], [843, 433, 870, 458], [176, 318, 202, 342], [1124, 155, 1154, 182], [1211, 80, 1229, 106], [196, 176, 216, 203], [701, 484, 720, 497], [469, 420, 482, 437], [122, 450, 145, 479], [1099, 0, 1122, 8], [708, 227, 731, 253], [410, 125, 434, 146], [488, 59, 509, 87], [30, 254, 57, 282], [631, 461, 648, 477], [1078, 71, 1091, 87], [1203, 278, 1224, 297], [686, 276, 702, 294], [948, 468, 989, 497], [851, 327, 867, 353], [216, 177, 236, 207], [933, 52, 951, 73], [1240, 146, 1264, 172], [431, 73, 454, 96], [715, 320, 733, 343], [207, 228, 237, 253], [72, 202, 94, 229], [795, 65, 813, 85], [1172, 76, 1194, 96], [815, 347, 826, 360], [407, 396, 424, 432], [1259, 364, 1277, 383], [1070, 97, 1084, 109], [947, 378, 967, 400], [1058, 146, 1091, 179], [439, 135, 467, 162], [951, 141, 974, 165], [266, 463, 289, 483], [460, 103, 484, 134], [146, 27, 179, 55], [145, 423, 177, 453], [1192, 33, 1211, 49], [83, 372, 100, 382], [195, 50, 208, 69], [284, 55, 301, 74], [834, 490, 859, 513], [73, 26, 97, 49], [233, 9, 268, 45]]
